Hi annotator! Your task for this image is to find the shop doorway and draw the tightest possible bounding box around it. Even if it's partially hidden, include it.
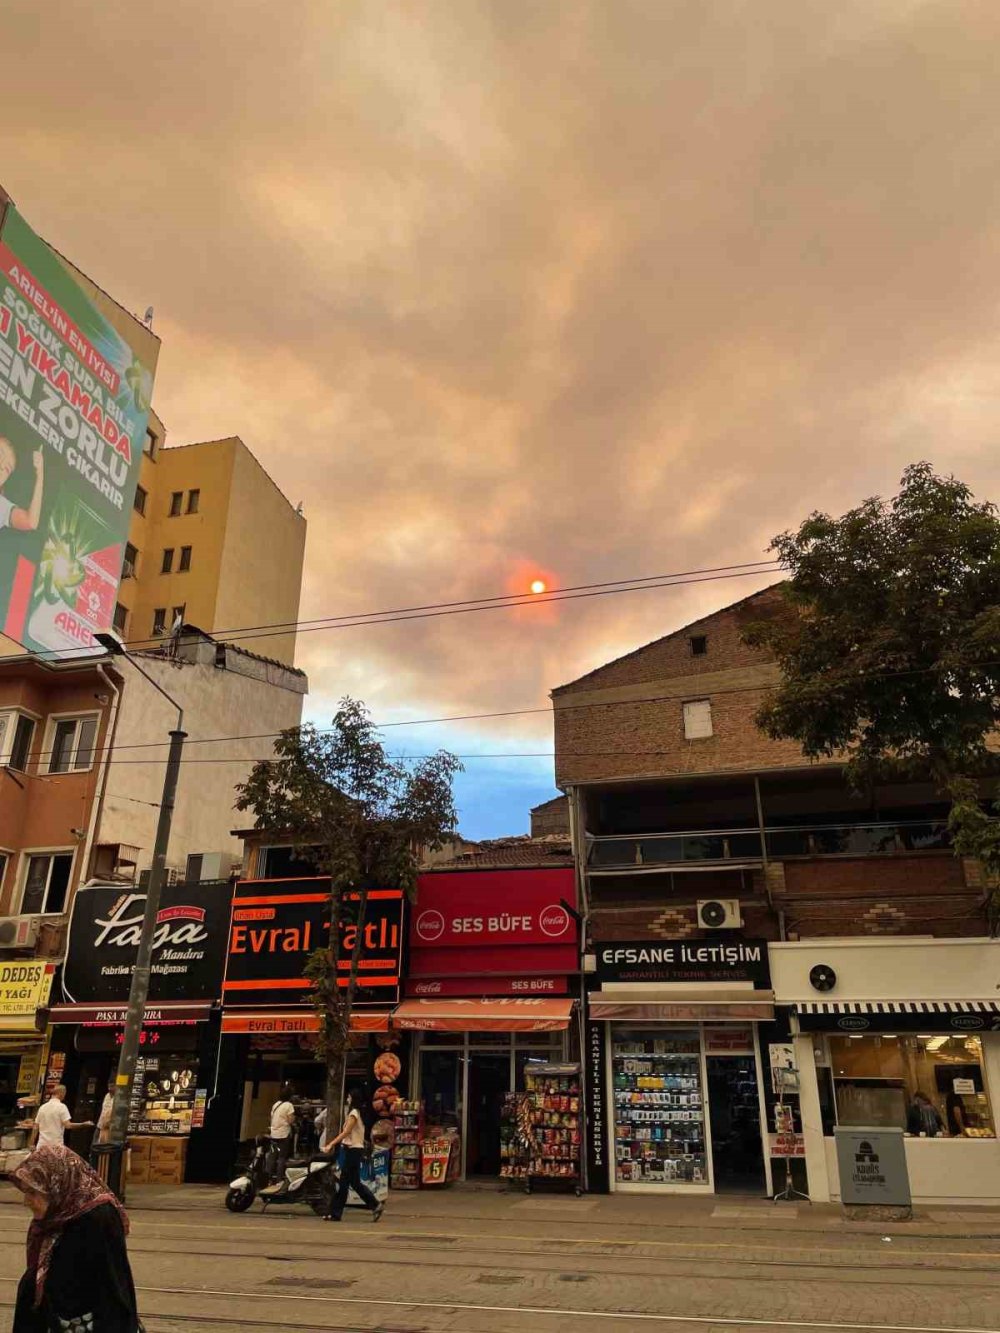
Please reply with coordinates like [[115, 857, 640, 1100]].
[[419, 1048, 463, 1126], [466, 1053, 509, 1176], [706, 1055, 766, 1193]]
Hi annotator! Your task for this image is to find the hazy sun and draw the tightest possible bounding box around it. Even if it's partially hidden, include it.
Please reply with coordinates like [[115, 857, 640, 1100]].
[[530, 579, 547, 595]]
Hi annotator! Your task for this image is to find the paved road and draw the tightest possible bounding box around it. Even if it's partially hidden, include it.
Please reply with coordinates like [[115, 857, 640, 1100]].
[[0, 1187, 998, 1332]]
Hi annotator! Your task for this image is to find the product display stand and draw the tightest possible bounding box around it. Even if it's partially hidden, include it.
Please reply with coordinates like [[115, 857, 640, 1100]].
[[522, 1061, 582, 1196], [390, 1101, 424, 1191], [773, 1155, 810, 1204]]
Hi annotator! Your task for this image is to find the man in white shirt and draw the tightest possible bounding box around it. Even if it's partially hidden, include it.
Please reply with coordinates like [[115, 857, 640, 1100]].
[[30, 1085, 93, 1150], [268, 1083, 297, 1177]]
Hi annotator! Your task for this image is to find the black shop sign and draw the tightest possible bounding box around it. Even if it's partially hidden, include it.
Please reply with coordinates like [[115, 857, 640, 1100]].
[[596, 939, 771, 988], [62, 882, 235, 1005], [223, 880, 404, 1008]]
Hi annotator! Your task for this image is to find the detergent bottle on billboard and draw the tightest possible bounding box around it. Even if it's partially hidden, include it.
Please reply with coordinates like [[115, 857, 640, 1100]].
[[25, 492, 122, 653]]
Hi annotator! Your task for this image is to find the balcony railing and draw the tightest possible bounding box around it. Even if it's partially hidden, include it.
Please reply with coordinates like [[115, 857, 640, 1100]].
[[587, 820, 951, 870]]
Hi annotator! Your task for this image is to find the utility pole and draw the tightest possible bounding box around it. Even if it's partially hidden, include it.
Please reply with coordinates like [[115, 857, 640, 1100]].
[[94, 634, 186, 1197]]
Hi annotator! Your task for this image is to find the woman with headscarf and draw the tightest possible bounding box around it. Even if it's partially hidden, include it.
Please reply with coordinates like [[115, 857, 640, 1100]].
[[10, 1144, 142, 1332]]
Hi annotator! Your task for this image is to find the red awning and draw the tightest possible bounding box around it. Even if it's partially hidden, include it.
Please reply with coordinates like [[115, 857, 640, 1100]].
[[220, 1010, 390, 1035], [48, 1002, 212, 1026], [392, 997, 574, 1032]]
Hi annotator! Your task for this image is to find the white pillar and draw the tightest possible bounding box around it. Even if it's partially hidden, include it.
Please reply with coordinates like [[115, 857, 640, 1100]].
[[794, 1033, 831, 1202]]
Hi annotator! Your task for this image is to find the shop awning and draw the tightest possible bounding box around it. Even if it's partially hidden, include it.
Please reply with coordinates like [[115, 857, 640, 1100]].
[[795, 1000, 1000, 1033], [392, 998, 574, 1032], [48, 1002, 213, 1026], [589, 989, 774, 1022], [220, 1010, 391, 1035]]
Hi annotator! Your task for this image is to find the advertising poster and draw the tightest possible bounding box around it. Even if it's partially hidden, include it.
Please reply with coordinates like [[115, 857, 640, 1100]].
[[0, 205, 155, 653]]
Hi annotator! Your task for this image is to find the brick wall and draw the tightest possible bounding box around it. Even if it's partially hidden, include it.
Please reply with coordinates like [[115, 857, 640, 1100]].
[[553, 589, 808, 786], [530, 796, 569, 837]]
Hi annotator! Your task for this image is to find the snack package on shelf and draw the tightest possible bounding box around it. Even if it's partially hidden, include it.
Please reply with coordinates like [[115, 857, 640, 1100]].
[[390, 1100, 425, 1191], [520, 1062, 582, 1187]]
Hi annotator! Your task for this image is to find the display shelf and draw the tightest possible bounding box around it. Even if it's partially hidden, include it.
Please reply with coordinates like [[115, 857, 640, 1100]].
[[612, 1034, 708, 1186], [390, 1101, 425, 1190], [522, 1062, 583, 1194]]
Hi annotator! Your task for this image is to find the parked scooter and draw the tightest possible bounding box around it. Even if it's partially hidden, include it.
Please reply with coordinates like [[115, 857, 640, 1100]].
[[225, 1135, 273, 1212], [227, 1140, 339, 1216]]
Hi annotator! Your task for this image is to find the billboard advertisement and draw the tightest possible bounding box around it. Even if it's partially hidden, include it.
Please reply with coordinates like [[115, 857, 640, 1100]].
[[0, 204, 155, 653]]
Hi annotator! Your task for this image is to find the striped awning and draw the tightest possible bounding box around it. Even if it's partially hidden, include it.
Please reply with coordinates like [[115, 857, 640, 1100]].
[[795, 1000, 1000, 1034]]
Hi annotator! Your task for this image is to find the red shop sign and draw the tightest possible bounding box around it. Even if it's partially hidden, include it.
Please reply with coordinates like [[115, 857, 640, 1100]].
[[412, 869, 577, 949], [405, 975, 569, 998]]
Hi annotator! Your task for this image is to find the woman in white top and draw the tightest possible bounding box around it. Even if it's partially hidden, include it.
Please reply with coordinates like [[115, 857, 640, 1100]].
[[321, 1087, 383, 1222]]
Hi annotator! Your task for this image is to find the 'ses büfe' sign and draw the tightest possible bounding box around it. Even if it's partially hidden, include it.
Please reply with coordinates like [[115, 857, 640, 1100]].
[[223, 879, 403, 1007]]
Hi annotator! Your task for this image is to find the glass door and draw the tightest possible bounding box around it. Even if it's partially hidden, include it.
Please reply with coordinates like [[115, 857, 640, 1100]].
[[419, 1047, 463, 1130], [612, 1027, 709, 1188], [466, 1053, 510, 1176], [706, 1055, 766, 1193]]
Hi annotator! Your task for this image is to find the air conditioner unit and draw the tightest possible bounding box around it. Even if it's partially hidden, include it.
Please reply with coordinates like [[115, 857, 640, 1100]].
[[0, 917, 39, 949], [697, 899, 742, 930]]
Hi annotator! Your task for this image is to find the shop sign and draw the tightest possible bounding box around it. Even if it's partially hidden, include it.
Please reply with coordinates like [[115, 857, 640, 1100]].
[[770, 1132, 805, 1158], [834, 1127, 911, 1207], [0, 961, 53, 1019], [62, 882, 235, 1004], [595, 939, 770, 987], [191, 1089, 208, 1129], [704, 1026, 754, 1055], [405, 975, 569, 999], [223, 880, 404, 1007], [412, 869, 577, 948], [16, 1033, 49, 1097], [585, 1018, 610, 1194], [796, 1009, 1000, 1035]]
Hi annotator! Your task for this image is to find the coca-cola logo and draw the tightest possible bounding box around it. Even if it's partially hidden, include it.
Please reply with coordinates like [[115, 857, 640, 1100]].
[[538, 904, 571, 938], [415, 981, 442, 994], [415, 910, 445, 943]]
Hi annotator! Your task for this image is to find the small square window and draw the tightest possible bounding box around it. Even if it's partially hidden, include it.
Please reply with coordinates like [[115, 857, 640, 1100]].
[[170, 492, 183, 517], [162, 548, 174, 574], [690, 635, 708, 656], [113, 603, 128, 634], [21, 852, 73, 915], [152, 608, 167, 637], [133, 485, 147, 516], [0, 713, 35, 773], [179, 546, 192, 572], [187, 489, 200, 514], [122, 544, 138, 579], [682, 699, 713, 740]]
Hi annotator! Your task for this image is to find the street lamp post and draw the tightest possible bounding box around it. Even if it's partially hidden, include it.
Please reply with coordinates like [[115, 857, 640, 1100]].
[[94, 634, 186, 1197]]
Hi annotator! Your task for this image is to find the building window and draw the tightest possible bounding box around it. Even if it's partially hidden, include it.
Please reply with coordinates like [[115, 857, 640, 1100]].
[[186, 853, 204, 882], [829, 1034, 995, 1138], [682, 699, 713, 740], [178, 546, 192, 572], [257, 845, 321, 878], [122, 543, 138, 580], [170, 492, 183, 517], [48, 716, 99, 774], [0, 851, 8, 896], [0, 712, 35, 773], [161, 548, 174, 574], [133, 485, 147, 516], [144, 428, 158, 459], [187, 489, 200, 514], [113, 603, 128, 635], [20, 852, 73, 915], [171, 605, 186, 630], [152, 608, 167, 637], [690, 635, 708, 656]]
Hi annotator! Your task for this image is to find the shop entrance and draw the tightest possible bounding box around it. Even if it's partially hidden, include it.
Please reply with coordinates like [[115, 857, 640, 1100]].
[[706, 1055, 766, 1193], [467, 1053, 509, 1176]]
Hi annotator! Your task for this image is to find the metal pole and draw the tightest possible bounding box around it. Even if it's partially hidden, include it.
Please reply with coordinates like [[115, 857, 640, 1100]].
[[105, 727, 187, 1195]]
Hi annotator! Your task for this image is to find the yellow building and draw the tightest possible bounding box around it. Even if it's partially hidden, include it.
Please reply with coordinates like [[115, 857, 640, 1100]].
[[116, 435, 305, 667]]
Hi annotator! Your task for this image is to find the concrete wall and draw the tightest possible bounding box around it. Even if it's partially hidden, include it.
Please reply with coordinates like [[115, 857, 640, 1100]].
[[97, 649, 306, 878], [214, 439, 306, 666]]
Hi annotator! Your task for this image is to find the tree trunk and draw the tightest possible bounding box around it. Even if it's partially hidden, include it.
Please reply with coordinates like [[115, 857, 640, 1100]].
[[323, 884, 370, 1133]]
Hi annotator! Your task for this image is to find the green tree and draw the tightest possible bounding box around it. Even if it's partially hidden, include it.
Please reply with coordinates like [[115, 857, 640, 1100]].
[[742, 463, 1000, 923], [235, 698, 461, 1125]]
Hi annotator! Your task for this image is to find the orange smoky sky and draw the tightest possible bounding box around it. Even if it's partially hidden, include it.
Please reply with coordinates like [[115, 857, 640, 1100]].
[[4, 1, 1000, 832]]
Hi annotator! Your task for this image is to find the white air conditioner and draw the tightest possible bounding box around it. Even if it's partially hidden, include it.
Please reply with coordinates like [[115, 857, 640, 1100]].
[[697, 899, 742, 930], [0, 917, 39, 949]]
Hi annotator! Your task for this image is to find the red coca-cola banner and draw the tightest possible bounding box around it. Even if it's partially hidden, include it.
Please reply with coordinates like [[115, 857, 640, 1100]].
[[409, 868, 578, 980], [405, 975, 570, 998]]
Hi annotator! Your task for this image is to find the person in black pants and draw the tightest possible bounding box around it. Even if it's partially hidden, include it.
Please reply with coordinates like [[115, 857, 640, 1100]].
[[321, 1087, 383, 1223]]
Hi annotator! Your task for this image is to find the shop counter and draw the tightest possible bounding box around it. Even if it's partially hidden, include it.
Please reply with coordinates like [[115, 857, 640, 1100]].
[[823, 1135, 1000, 1205]]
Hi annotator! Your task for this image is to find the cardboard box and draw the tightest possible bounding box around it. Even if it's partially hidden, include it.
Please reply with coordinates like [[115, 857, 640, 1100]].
[[149, 1137, 187, 1165], [148, 1162, 183, 1185], [128, 1137, 153, 1161], [127, 1159, 150, 1184]]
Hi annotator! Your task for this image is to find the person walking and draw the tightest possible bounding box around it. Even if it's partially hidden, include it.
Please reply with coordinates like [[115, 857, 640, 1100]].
[[268, 1083, 297, 1179], [10, 1143, 143, 1332], [321, 1087, 383, 1223], [29, 1087, 93, 1151]]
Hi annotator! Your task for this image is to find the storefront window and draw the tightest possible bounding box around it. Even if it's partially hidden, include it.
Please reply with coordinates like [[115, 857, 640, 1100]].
[[612, 1028, 708, 1186], [830, 1035, 995, 1138]]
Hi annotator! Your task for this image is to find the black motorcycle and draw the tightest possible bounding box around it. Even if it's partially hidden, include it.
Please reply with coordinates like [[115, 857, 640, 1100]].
[[227, 1140, 339, 1216]]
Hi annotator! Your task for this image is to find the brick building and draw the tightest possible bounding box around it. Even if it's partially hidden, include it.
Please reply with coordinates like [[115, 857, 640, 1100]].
[[554, 586, 999, 1204]]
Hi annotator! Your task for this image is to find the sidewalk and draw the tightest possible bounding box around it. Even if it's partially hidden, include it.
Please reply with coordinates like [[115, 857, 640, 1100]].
[[9, 1178, 993, 1238]]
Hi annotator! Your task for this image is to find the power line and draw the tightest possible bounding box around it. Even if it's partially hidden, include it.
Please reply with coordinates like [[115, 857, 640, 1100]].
[[5, 559, 782, 664]]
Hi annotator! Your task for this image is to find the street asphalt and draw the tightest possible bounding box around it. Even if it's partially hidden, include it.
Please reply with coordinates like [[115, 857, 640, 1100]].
[[0, 1182, 998, 1332]]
